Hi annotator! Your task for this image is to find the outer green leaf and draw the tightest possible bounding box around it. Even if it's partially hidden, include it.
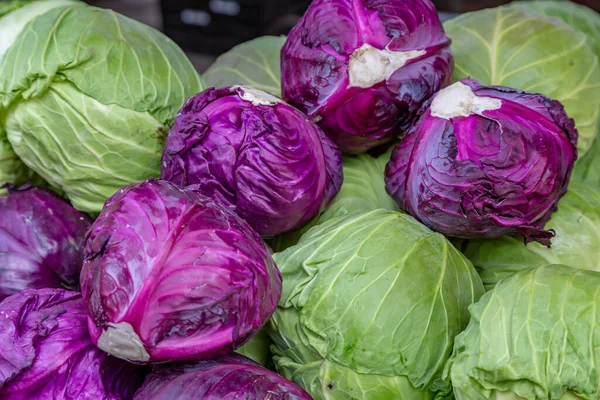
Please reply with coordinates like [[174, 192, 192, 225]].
[[4, 82, 166, 211], [444, 7, 600, 156], [270, 210, 484, 399], [0, 4, 203, 212], [0, 0, 76, 189], [458, 181, 600, 290], [0, 124, 29, 191], [445, 265, 600, 400], [513, 1, 600, 58], [511, 1, 600, 186], [235, 327, 273, 367], [573, 134, 600, 186], [203, 36, 285, 97], [268, 147, 398, 252], [0, 0, 76, 59]]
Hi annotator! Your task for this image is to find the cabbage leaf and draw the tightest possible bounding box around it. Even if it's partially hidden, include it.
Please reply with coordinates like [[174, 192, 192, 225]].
[[270, 210, 484, 399], [458, 181, 600, 290], [446, 265, 600, 399], [203, 36, 285, 97], [0, 4, 203, 212], [444, 7, 600, 156]]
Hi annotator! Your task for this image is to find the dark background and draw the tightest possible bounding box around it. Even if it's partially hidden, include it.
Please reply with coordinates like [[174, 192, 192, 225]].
[[85, 0, 600, 72]]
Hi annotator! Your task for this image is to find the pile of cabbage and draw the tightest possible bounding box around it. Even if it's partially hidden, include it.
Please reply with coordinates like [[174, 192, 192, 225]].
[[1, 0, 600, 399]]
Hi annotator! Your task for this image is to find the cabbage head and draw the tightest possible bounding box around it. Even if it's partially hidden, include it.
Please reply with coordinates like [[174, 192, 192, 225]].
[[445, 264, 600, 399], [0, 0, 76, 190], [269, 147, 398, 252], [0, 3, 203, 212], [270, 209, 484, 399], [458, 181, 600, 290], [444, 6, 600, 156]]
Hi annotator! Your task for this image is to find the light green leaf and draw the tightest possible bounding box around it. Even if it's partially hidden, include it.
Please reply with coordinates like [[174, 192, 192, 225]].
[[235, 327, 273, 367], [4, 82, 166, 211], [507, 2, 600, 184], [270, 209, 484, 399], [268, 147, 398, 252], [203, 36, 285, 97], [0, 0, 76, 189], [0, 0, 76, 60], [513, 1, 600, 58], [458, 181, 600, 290], [444, 7, 600, 156], [445, 265, 600, 400], [0, 4, 203, 212], [0, 123, 28, 189], [573, 134, 600, 186], [273, 355, 437, 400]]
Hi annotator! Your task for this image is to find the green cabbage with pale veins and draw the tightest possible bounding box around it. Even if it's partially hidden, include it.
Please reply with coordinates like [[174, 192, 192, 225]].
[[444, 6, 600, 156], [270, 209, 484, 399], [0, 0, 76, 190], [445, 264, 600, 399], [514, 1, 600, 57], [458, 181, 600, 290], [269, 147, 398, 252], [203, 36, 285, 97], [509, 1, 600, 187], [0, 3, 203, 212], [510, 1, 600, 186]]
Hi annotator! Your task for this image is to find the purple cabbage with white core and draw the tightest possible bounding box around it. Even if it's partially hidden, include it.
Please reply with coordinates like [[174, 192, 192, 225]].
[[385, 78, 578, 244], [0, 185, 91, 301], [0, 288, 146, 400], [133, 354, 313, 400], [80, 179, 282, 364], [160, 85, 343, 238], [281, 0, 453, 154]]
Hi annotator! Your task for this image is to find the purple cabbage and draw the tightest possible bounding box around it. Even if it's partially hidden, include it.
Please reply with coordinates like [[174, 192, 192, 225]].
[[80, 179, 282, 364], [385, 78, 578, 244], [281, 0, 453, 154], [0, 185, 91, 301], [160, 86, 343, 238], [0, 288, 146, 400], [133, 354, 313, 400]]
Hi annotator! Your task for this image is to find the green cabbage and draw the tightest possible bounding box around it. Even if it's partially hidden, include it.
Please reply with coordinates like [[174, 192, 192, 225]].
[[445, 264, 600, 399], [508, 1, 600, 187], [270, 209, 484, 399], [269, 147, 398, 252], [0, 0, 76, 190], [512, 1, 600, 186], [458, 181, 600, 290], [514, 1, 600, 57], [203, 36, 285, 97], [444, 6, 600, 156], [0, 4, 203, 212], [0, 0, 77, 59]]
